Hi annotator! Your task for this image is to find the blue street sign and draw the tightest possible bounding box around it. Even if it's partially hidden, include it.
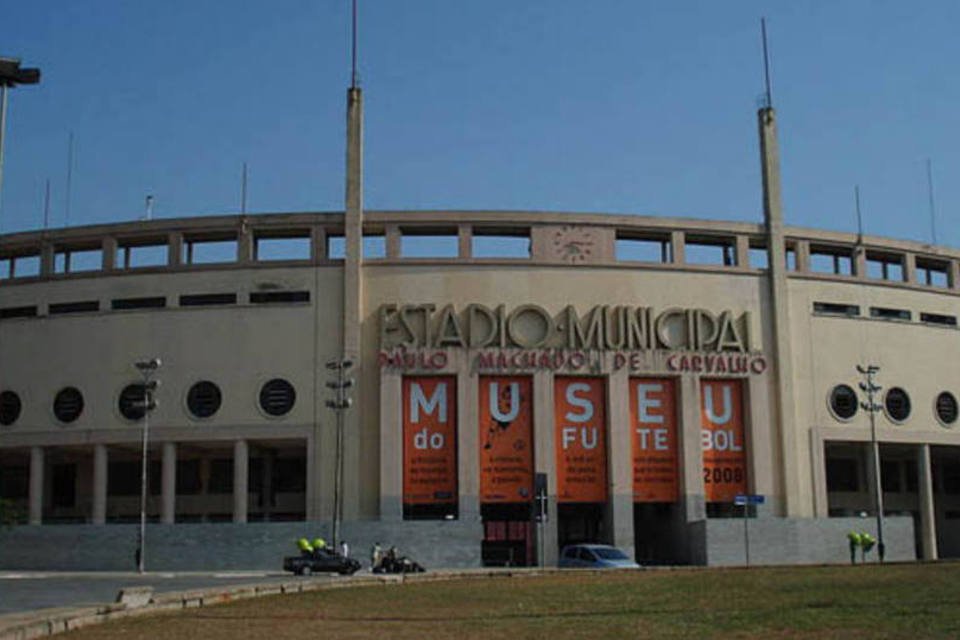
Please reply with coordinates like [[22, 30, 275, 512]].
[[734, 494, 765, 506]]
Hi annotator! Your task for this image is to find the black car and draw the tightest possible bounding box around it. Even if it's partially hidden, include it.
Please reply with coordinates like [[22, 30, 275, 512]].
[[283, 549, 361, 576]]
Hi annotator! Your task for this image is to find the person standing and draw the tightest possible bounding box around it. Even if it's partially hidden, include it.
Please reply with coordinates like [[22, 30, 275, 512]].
[[341, 540, 350, 558], [371, 541, 382, 572]]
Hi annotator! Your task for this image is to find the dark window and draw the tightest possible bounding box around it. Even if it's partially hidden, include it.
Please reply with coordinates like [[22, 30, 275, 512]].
[[51, 464, 76, 508], [275, 457, 306, 492], [249, 291, 310, 304], [870, 307, 911, 321], [0, 465, 28, 499], [107, 461, 140, 496], [176, 460, 202, 494], [49, 300, 99, 315], [936, 392, 958, 426], [53, 387, 84, 423], [259, 379, 296, 416], [814, 302, 860, 317], [0, 305, 37, 319], [881, 460, 901, 493], [111, 296, 166, 310], [885, 388, 911, 422], [943, 460, 960, 495], [0, 391, 22, 426], [920, 312, 957, 327], [829, 385, 858, 420], [179, 293, 237, 307], [187, 381, 222, 419], [118, 383, 149, 421], [208, 459, 234, 494], [826, 458, 859, 492], [905, 460, 918, 493]]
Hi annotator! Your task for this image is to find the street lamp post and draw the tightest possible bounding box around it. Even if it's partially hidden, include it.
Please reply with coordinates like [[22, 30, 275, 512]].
[[325, 359, 354, 549], [857, 364, 885, 562], [0, 57, 41, 218], [134, 358, 161, 574]]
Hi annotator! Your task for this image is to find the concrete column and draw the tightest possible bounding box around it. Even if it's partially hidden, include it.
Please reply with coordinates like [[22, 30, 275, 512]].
[[237, 223, 254, 263], [101, 237, 117, 270], [167, 232, 183, 266], [853, 246, 867, 278], [918, 444, 938, 560], [385, 225, 401, 258], [746, 374, 777, 517], [379, 368, 403, 520], [949, 260, 960, 289], [262, 450, 274, 520], [670, 231, 685, 264], [794, 240, 810, 273], [458, 362, 479, 521], [902, 253, 916, 284], [40, 243, 55, 276], [809, 429, 829, 518], [92, 444, 107, 525], [679, 375, 704, 522], [161, 442, 177, 524], [311, 226, 327, 262], [607, 366, 634, 557], [458, 225, 472, 259], [735, 235, 750, 269], [533, 370, 559, 566], [28, 446, 44, 525], [233, 440, 249, 523], [758, 106, 802, 517]]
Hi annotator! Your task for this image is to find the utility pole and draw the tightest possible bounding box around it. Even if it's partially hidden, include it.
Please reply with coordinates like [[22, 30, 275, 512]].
[[134, 358, 161, 573], [857, 364, 885, 562]]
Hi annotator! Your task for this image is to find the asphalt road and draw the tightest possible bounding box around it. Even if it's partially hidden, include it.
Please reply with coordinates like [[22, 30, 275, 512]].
[[0, 571, 329, 616]]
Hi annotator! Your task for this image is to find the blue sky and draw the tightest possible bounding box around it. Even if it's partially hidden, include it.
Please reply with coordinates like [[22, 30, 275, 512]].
[[1, 1, 958, 246]]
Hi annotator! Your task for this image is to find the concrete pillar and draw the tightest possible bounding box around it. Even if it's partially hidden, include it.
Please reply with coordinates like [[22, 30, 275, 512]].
[[853, 246, 867, 278], [311, 226, 327, 262], [746, 374, 777, 517], [949, 260, 960, 289], [918, 444, 938, 560], [794, 240, 810, 273], [385, 225, 401, 258], [233, 440, 249, 523], [40, 243, 55, 276], [607, 366, 634, 557], [167, 232, 183, 266], [458, 364, 479, 521], [28, 446, 44, 525], [237, 223, 254, 263], [735, 235, 750, 269], [161, 442, 177, 524], [458, 225, 472, 259], [533, 370, 559, 566], [92, 444, 107, 525], [902, 253, 916, 284], [679, 375, 704, 522], [379, 368, 403, 520], [809, 430, 829, 518], [101, 237, 117, 270], [670, 231, 685, 264], [262, 450, 274, 520], [758, 105, 802, 517]]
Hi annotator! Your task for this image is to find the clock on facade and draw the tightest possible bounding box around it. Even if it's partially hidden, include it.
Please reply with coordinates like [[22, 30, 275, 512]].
[[552, 225, 594, 263]]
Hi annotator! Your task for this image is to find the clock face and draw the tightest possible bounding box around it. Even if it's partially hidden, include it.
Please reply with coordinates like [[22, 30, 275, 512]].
[[552, 225, 594, 263]]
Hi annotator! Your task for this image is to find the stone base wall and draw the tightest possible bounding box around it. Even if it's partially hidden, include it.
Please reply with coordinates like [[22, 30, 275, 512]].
[[0, 520, 484, 572]]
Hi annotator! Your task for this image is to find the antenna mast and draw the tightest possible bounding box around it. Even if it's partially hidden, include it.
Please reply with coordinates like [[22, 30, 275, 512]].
[[351, 0, 359, 89], [241, 161, 248, 214], [761, 18, 773, 108], [64, 131, 74, 226], [926, 158, 938, 245]]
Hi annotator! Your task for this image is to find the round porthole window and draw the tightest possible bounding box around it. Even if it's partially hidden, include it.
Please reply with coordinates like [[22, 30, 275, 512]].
[[53, 387, 84, 424], [259, 378, 295, 417], [936, 392, 958, 426], [884, 387, 911, 423], [829, 384, 858, 421], [118, 383, 148, 421], [0, 390, 22, 426], [187, 381, 222, 419]]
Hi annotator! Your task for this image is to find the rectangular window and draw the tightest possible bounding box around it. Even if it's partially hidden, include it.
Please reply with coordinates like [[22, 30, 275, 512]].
[[363, 235, 386, 258], [866, 252, 904, 281], [119, 243, 167, 269], [813, 302, 860, 317], [748, 247, 768, 270], [809, 246, 854, 276], [207, 459, 234, 494], [870, 307, 911, 321], [55, 248, 103, 274], [0, 465, 28, 499], [12, 255, 40, 278], [112, 296, 166, 310], [275, 457, 306, 493], [916, 258, 950, 287], [185, 239, 237, 265], [920, 312, 957, 327], [401, 233, 459, 258], [51, 464, 76, 508], [615, 235, 671, 263], [249, 291, 310, 304], [684, 237, 735, 266], [881, 460, 901, 493], [473, 231, 531, 259], [0, 306, 38, 319], [255, 236, 311, 261], [179, 293, 238, 307], [327, 234, 345, 259], [826, 458, 859, 492], [49, 300, 100, 315], [107, 462, 140, 496], [176, 459, 202, 495]]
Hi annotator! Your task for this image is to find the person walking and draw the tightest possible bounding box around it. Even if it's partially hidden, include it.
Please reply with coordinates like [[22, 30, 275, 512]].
[[340, 540, 350, 558], [371, 541, 382, 572]]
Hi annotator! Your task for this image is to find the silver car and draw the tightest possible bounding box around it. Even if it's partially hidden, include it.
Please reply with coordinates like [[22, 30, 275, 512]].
[[558, 544, 640, 569]]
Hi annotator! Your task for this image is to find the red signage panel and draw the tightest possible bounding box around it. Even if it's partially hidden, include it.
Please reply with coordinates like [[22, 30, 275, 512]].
[[479, 376, 534, 503], [700, 379, 747, 502], [402, 376, 457, 506], [554, 377, 608, 503], [630, 378, 678, 502]]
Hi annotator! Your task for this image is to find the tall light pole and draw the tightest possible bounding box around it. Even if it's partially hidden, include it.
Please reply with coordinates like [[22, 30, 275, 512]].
[[325, 358, 353, 549], [0, 57, 41, 220], [857, 364, 885, 562], [134, 358, 161, 573]]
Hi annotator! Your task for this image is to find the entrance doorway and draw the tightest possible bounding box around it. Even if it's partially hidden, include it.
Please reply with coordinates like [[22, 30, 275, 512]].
[[557, 503, 606, 549], [481, 503, 534, 567]]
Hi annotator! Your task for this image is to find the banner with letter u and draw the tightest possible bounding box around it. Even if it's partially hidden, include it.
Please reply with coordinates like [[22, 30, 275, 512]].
[[554, 377, 608, 503], [700, 379, 747, 502], [402, 376, 457, 506], [479, 376, 534, 503]]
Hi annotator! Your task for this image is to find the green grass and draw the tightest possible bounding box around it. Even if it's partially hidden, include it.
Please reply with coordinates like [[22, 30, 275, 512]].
[[64, 564, 960, 639]]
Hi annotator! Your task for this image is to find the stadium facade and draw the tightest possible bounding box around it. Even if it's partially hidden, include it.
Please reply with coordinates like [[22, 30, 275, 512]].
[[0, 88, 956, 570]]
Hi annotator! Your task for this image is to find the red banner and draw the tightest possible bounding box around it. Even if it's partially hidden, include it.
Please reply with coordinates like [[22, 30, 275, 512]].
[[402, 377, 457, 505], [631, 378, 678, 502], [554, 377, 608, 503], [479, 376, 534, 503], [700, 379, 746, 502]]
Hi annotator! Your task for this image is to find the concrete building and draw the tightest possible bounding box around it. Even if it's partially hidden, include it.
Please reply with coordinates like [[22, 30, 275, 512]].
[[0, 83, 956, 570]]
